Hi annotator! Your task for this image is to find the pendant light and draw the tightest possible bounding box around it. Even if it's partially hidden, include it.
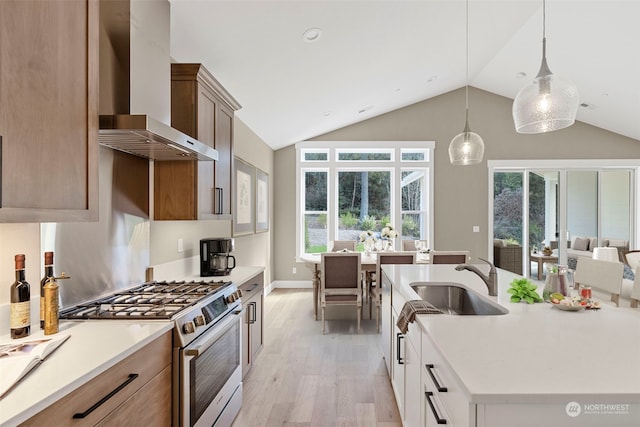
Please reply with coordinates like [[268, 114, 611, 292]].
[[448, 0, 484, 166], [512, 0, 578, 134]]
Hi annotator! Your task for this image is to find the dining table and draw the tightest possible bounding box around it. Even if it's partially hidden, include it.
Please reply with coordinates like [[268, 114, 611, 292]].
[[301, 251, 430, 320]]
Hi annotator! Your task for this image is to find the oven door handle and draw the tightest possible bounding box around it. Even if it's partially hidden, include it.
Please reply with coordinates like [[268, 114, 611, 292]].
[[184, 310, 241, 357]]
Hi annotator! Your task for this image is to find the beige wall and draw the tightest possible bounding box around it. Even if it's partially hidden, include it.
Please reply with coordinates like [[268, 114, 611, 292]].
[[150, 116, 274, 284], [274, 87, 639, 282]]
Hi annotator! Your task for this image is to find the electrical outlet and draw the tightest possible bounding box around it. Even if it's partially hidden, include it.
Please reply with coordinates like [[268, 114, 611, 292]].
[[473, 226, 480, 233], [177, 238, 184, 253], [292, 267, 296, 274]]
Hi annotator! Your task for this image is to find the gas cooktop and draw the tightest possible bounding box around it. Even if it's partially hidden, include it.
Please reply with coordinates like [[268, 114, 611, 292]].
[[59, 280, 230, 320]]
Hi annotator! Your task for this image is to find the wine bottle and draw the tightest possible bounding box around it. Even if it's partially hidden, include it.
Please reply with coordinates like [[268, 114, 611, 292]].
[[10, 254, 31, 339], [40, 251, 54, 329]]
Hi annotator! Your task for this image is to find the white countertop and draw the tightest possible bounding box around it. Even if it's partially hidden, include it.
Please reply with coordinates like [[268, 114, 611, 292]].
[[384, 264, 640, 405], [0, 320, 172, 426]]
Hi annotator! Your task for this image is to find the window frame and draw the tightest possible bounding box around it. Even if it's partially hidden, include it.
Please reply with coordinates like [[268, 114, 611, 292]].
[[296, 141, 434, 258]]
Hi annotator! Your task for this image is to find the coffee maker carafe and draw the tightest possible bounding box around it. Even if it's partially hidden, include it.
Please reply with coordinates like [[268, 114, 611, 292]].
[[200, 238, 236, 276]]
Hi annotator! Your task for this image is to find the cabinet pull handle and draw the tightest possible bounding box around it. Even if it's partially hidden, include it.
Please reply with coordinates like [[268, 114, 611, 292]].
[[249, 301, 256, 324], [425, 391, 448, 424], [73, 373, 139, 419], [425, 364, 448, 392], [396, 333, 404, 365], [215, 187, 223, 214]]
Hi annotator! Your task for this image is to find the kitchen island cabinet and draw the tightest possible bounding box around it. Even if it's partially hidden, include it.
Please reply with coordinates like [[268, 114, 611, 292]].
[[239, 271, 264, 378], [154, 63, 241, 220], [382, 264, 640, 427], [0, 0, 98, 222], [20, 330, 172, 426]]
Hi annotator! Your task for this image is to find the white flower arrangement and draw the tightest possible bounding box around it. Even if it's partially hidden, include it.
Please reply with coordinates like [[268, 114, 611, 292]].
[[359, 230, 377, 243], [381, 223, 398, 239]]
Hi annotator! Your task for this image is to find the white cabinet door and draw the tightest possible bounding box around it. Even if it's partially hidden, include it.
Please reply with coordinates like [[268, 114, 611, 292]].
[[404, 330, 422, 427], [391, 311, 405, 419], [381, 273, 392, 376]]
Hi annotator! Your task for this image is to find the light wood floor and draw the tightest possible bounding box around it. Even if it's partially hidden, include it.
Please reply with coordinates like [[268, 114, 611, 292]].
[[232, 288, 402, 427]]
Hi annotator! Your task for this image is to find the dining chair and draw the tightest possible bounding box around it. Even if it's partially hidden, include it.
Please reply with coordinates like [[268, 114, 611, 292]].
[[320, 252, 362, 333], [369, 252, 416, 333], [574, 257, 624, 307], [430, 250, 470, 264], [631, 267, 640, 309], [402, 239, 428, 251], [331, 240, 356, 252], [623, 250, 640, 270]]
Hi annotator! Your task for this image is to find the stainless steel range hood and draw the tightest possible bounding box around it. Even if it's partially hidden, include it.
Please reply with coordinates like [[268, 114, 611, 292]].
[[99, 115, 218, 161], [98, 0, 217, 161]]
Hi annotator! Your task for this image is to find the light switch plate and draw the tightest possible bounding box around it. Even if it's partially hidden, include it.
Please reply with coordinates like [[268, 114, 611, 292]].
[[473, 226, 480, 233]]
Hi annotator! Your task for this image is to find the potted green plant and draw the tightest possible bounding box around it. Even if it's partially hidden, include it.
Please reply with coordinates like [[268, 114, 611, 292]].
[[507, 278, 543, 304]]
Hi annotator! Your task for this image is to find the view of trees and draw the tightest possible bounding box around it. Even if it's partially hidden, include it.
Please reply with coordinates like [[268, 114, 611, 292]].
[[494, 172, 546, 247]]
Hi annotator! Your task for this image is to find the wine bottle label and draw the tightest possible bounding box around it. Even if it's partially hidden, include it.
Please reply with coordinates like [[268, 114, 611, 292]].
[[10, 302, 30, 329]]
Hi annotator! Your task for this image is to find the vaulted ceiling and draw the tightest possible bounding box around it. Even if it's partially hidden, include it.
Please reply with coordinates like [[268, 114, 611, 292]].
[[169, 0, 640, 150]]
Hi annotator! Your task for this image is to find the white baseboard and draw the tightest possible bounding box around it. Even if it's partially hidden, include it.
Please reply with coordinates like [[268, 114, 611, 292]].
[[264, 280, 311, 296]]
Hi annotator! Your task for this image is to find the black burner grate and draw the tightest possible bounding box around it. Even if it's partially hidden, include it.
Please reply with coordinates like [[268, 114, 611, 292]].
[[59, 280, 228, 320]]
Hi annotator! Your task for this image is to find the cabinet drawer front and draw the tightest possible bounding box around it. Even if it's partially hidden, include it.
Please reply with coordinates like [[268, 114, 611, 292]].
[[22, 332, 172, 426], [422, 334, 472, 427]]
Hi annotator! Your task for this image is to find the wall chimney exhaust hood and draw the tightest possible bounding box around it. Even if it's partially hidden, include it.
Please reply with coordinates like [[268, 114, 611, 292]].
[[98, 0, 217, 161], [99, 115, 218, 161]]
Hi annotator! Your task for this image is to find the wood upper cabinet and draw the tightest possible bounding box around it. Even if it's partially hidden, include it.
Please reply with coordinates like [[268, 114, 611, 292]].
[[0, 0, 99, 222], [154, 63, 241, 220]]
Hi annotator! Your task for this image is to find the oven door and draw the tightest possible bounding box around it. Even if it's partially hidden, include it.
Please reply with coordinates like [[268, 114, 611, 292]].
[[179, 310, 242, 427]]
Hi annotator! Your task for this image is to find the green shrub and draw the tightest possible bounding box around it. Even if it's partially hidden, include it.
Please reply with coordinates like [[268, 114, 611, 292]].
[[339, 211, 359, 229], [360, 215, 377, 231], [402, 216, 417, 236]]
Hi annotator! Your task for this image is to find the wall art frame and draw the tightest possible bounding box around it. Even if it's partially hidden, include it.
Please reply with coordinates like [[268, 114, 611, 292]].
[[233, 156, 255, 236], [255, 168, 269, 232]]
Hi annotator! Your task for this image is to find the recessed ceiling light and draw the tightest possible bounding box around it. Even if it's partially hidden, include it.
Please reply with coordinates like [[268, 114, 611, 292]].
[[322, 111, 332, 117], [302, 28, 322, 43], [516, 72, 527, 79], [358, 105, 374, 114], [427, 75, 438, 83]]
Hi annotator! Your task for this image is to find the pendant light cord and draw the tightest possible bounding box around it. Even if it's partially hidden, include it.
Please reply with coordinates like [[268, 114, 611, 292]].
[[464, 0, 469, 126]]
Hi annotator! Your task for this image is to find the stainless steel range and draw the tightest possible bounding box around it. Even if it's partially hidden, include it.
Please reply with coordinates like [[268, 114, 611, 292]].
[[60, 280, 244, 427]]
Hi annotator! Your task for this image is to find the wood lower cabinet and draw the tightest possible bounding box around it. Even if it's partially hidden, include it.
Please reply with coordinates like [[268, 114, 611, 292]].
[[239, 271, 264, 378], [154, 63, 241, 220], [0, 0, 98, 222], [21, 331, 172, 427]]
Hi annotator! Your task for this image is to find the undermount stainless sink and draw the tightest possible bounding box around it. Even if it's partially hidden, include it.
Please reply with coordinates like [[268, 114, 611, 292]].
[[410, 282, 508, 316]]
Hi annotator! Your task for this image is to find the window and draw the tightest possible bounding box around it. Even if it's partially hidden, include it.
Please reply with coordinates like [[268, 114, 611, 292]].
[[296, 141, 434, 256]]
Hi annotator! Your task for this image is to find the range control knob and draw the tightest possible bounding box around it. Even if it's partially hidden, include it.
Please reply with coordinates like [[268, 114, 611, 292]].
[[226, 294, 236, 304], [237, 289, 243, 298], [182, 321, 196, 335], [194, 315, 205, 327]]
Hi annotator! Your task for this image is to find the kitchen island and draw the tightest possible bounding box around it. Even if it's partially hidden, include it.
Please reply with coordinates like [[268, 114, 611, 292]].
[[383, 264, 640, 427]]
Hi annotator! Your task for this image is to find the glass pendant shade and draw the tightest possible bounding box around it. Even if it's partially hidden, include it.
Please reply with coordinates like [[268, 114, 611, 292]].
[[448, 118, 485, 165], [512, 57, 578, 133], [512, 4, 579, 134]]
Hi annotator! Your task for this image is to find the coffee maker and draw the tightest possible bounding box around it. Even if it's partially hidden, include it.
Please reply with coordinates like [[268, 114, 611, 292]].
[[200, 238, 236, 276]]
